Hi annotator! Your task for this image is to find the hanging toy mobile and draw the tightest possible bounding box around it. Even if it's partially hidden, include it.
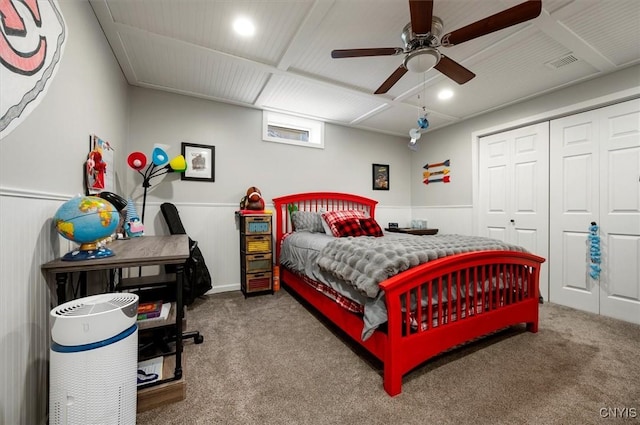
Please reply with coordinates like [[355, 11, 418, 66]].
[[417, 111, 429, 130], [408, 107, 429, 152]]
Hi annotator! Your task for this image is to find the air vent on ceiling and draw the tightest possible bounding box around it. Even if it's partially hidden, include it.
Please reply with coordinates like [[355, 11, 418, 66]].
[[545, 54, 579, 69]]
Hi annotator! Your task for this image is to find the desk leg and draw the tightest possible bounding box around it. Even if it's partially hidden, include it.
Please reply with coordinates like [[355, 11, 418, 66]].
[[55, 273, 68, 305], [79, 271, 87, 298], [174, 263, 184, 380]]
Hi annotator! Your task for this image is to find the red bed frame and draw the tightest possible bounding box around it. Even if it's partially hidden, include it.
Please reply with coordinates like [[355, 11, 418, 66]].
[[272, 192, 545, 396]]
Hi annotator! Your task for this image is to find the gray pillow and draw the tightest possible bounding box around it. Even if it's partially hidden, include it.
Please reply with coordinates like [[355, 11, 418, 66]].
[[291, 211, 324, 233]]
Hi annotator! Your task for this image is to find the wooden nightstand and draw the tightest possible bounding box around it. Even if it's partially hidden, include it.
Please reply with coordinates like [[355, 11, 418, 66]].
[[237, 211, 273, 296]]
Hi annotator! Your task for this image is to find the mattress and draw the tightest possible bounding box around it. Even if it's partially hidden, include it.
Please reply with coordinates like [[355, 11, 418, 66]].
[[280, 231, 528, 340]]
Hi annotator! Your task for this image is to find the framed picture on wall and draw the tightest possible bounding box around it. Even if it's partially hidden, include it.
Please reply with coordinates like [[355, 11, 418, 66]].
[[372, 163, 389, 190], [182, 142, 215, 182]]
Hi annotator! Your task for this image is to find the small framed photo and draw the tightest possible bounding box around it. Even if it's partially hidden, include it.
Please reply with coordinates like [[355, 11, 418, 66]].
[[372, 163, 389, 190], [182, 142, 215, 182]]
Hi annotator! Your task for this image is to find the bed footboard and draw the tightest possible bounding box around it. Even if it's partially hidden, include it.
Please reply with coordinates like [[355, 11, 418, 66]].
[[380, 250, 544, 396]]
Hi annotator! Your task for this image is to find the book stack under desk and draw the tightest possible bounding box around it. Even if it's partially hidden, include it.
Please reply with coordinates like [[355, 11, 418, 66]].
[[136, 302, 188, 331], [137, 300, 166, 320]]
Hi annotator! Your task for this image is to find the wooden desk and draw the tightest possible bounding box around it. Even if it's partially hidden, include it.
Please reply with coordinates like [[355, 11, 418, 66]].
[[385, 227, 439, 235], [42, 235, 189, 304], [41, 235, 190, 405]]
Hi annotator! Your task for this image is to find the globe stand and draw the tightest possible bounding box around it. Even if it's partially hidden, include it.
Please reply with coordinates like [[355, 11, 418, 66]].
[[61, 242, 115, 261]]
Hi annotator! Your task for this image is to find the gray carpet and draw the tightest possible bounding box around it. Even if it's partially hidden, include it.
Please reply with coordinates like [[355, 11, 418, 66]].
[[137, 289, 640, 425]]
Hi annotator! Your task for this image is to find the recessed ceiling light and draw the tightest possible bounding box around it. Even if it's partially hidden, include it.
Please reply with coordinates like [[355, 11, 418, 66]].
[[233, 17, 255, 37], [438, 88, 454, 100]]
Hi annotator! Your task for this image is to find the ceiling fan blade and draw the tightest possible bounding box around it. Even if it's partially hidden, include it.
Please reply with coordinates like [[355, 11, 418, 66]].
[[442, 0, 542, 46], [374, 66, 408, 94], [409, 0, 433, 35], [434, 56, 475, 84], [331, 48, 401, 59]]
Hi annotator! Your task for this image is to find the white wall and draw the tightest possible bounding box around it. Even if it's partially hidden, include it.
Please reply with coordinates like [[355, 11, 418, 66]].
[[0, 2, 129, 424], [126, 87, 411, 206], [126, 87, 412, 291], [410, 64, 640, 208]]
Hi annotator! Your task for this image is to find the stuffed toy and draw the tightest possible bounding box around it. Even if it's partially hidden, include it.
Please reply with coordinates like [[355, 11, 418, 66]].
[[240, 186, 265, 210], [87, 150, 107, 190], [124, 198, 144, 237]]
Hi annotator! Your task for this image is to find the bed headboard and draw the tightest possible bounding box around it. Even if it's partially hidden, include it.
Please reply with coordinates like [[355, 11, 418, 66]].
[[272, 192, 378, 261]]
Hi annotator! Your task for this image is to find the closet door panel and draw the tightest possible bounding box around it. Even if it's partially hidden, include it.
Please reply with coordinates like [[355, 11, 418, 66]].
[[602, 234, 640, 322], [561, 231, 591, 291], [563, 154, 595, 214], [479, 122, 549, 299], [550, 111, 599, 313], [598, 99, 640, 323], [481, 138, 510, 241]]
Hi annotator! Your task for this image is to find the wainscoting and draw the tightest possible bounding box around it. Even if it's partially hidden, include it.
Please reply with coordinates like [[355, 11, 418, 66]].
[[139, 202, 241, 293], [0, 188, 69, 425], [411, 205, 474, 235], [0, 189, 469, 424]]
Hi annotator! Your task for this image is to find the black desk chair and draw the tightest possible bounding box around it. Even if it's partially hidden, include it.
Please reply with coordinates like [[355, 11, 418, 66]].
[[160, 202, 212, 345]]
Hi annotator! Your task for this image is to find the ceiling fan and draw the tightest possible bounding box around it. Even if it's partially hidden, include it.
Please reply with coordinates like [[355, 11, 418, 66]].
[[331, 0, 542, 94]]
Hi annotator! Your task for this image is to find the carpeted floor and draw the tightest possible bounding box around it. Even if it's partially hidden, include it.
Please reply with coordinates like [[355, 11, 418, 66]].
[[136, 289, 640, 425]]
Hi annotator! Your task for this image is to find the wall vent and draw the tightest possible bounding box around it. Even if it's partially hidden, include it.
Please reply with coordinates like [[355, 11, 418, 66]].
[[545, 54, 579, 69]]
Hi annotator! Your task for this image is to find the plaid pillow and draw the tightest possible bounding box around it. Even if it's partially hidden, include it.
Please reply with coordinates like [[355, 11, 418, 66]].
[[291, 211, 324, 233], [321, 210, 366, 237], [333, 218, 366, 237], [359, 217, 383, 237]]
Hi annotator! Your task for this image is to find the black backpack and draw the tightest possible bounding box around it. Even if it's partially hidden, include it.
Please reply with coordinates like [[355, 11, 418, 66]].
[[160, 203, 213, 305]]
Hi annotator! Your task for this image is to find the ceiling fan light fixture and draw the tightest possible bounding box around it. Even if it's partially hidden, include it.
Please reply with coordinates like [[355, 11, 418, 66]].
[[403, 49, 441, 73], [438, 88, 454, 100]]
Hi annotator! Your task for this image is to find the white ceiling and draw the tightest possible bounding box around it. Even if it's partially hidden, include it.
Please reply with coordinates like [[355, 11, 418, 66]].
[[90, 0, 640, 137]]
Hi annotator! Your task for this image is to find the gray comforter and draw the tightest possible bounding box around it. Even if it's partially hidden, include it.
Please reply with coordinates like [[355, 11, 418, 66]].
[[280, 232, 527, 340], [316, 234, 527, 299]]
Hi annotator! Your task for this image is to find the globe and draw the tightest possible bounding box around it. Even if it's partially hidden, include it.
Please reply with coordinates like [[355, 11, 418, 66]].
[[54, 195, 120, 260]]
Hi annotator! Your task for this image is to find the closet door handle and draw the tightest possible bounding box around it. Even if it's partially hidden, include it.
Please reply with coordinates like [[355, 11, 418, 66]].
[[510, 219, 515, 224]]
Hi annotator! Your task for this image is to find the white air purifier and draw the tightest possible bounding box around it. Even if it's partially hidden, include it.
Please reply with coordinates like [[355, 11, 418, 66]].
[[49, 293, 139, 425]]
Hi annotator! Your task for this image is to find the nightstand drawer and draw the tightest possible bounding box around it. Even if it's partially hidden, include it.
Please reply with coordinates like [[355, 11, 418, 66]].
[[245, 272, 272, 293], [243, 235, 271, 253], [243, 216, 272, 235], [243, 253, 272, 273]]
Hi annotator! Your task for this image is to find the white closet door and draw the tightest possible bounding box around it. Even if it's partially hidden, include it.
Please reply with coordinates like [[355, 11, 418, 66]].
[[549, 111, 600, 313], [598, 99, 640, 324], [479, 132, 511, 242], [479, 122, 549, 300], [550, 98, 640, 324]]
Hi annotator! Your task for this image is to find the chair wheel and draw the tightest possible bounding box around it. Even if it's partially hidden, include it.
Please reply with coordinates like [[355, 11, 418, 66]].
[[195, 334, 204, 344]]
